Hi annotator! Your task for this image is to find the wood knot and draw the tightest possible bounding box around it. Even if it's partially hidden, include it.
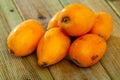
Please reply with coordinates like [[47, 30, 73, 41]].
[[38, 16, 46, 20], [9, 9, 14, 12]]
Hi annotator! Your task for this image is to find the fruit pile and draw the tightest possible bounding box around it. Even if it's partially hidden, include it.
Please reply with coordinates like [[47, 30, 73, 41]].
[[7, 4, 112, 67]]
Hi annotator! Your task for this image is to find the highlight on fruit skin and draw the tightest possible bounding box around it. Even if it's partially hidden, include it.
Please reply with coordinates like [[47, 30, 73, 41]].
[[47, 11, 61, 29], [7, 19, 45, 56], [58, 4, 96, 37], [90, 12, 112, 40], [37, 28, 71, 67], [69, 34, 107, 67]]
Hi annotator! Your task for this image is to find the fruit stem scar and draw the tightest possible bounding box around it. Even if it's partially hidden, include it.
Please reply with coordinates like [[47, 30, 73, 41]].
[[62, 17, 70, 23], [40, 62, 48, 67]]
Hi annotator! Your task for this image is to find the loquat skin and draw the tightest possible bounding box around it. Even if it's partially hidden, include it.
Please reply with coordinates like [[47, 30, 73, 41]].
[[47, 11, 61, 29], [69, 34, 107, 67], [58, 4, 96, 37], [90, 12, 112, 40], [7, 19, 45, 56], [37, 28, 71, 67]]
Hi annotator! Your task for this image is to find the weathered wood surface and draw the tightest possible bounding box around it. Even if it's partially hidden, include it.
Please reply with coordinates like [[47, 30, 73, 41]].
[[106, 0, 120, 17], [0, 0, 120, 80]]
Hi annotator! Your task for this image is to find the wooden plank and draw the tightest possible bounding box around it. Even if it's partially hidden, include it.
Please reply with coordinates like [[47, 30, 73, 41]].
[[13, 0, 112, 80], [1, 0, 120, 80], [14, 0, 63, 29], [59, 0, 97, 12], [60, 0, 120, 80], [106, 0, 120, 17], [0, 0, 53, 80], [49, 59, 111, 80], [39, 0, 63, 16], [13, 0, 50, 29]]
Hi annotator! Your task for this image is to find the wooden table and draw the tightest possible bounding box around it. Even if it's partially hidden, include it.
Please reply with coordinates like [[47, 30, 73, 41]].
[[0, 0, 120, 80]]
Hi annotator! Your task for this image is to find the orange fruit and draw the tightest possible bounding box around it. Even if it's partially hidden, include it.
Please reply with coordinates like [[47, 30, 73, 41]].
[[69, 34, 107, 67], [47, 11, 61, 29], [7, 19, 45, 56], [90, 12, 112, 40], [58, 4, 96, 36], [37, 28, 71, 67]]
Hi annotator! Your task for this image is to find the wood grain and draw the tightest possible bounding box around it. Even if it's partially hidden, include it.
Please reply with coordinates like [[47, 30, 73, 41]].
[[0, 0, 53, 80], [0, 0, 120, 80], [0, 0, 23, 29], [59, 0, 120, 80], [14, 0, 50, 29], [49, 59, 111, 80], [106, 0, 120, 17]]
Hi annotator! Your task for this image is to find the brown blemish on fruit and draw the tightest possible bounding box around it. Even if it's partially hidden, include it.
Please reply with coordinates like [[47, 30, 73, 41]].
[[62, 16, 70, 23], [91, 55, 98, 61], [98, 34, 104, 39]]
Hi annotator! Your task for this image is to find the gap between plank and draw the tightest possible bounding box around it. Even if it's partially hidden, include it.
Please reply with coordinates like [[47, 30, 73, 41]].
[[12, 0, 25, 20], [58, 0, 64, 8], [100, 1, 120, 78], [99, 60, 112, 80], [48, 67, 55, 80], [0, 8, 11, 32], [105, 0, 120, 18]]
